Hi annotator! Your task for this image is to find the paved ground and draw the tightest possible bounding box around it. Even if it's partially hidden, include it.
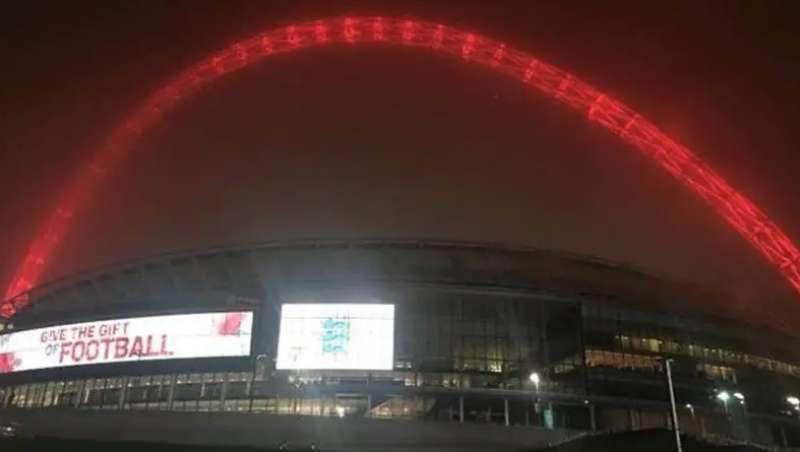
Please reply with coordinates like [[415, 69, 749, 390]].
[[532, 429, 768, 452], [0, 430, 771, 452]]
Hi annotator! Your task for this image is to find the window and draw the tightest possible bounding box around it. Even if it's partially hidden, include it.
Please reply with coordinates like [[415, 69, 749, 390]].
[[697, 363, 737, 383], [585, 350, 660, 372]]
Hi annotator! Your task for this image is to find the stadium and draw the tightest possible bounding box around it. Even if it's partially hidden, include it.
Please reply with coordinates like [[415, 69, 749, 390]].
[[2, 239, 800, 450], [3, 13, 800, 452]]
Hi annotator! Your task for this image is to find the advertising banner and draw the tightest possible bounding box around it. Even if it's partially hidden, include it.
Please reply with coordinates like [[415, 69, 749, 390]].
[[0, 311, 253, 374]]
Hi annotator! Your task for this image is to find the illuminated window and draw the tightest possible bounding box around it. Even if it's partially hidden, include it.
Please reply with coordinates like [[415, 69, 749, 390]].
[[487, 360, 503, 373], [697, 363, 737, 383], [585, 350, 659, 372]]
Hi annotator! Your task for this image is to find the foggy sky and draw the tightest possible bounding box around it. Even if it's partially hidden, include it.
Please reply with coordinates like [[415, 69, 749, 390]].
[[1, 0, 799, 324]]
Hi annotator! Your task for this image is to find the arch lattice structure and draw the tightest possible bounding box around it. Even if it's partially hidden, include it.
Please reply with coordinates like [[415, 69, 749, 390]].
[[4, 16, 800, 317]]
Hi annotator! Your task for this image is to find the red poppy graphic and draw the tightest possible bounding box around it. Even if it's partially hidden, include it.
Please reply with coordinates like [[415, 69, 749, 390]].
[[216, 312, 245, 336], [0, 352, 16, 374]]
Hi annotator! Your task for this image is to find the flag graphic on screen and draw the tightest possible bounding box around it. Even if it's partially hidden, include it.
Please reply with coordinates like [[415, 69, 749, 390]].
[[321, 317, 350, 355], [276, 304, 394, 370]]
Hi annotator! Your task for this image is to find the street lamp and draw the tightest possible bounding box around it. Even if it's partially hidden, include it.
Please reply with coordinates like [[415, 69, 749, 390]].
[[787, 396, 800, 418], [717, 391, 731, 414], [529, 372, 541, 392]]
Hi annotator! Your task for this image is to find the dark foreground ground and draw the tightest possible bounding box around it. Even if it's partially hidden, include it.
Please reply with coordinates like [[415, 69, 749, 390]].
[[534, 429, 765, 451], [1, 437, 299, 452], [0, 429, 767, 452]]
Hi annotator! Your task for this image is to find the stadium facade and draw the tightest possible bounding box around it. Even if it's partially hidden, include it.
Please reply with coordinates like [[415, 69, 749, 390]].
[[1, 239, 800, 449]]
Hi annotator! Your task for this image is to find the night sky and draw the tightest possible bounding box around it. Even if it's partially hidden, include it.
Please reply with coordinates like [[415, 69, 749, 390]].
[[1, 1, 799, 325]]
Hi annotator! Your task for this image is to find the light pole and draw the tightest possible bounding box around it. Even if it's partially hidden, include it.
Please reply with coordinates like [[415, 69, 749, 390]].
[[787, 395, 799, 418], [717, 391, 731, 415], [529, 372, 541, 393], [664, 359, 683, 452], [733, 392, 745, 414], [528, 372, 542, 428]]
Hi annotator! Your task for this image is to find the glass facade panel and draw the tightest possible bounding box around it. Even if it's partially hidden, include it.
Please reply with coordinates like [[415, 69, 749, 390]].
[[609, 333, 800, 378]]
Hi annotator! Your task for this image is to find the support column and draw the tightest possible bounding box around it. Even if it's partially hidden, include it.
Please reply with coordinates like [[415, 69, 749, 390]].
[[459, 396, 464, 423], [589, 405, 597, 431], [56, 381, 66, 408], [220, 373, 229, 410], [75, 380, 86, 408], [780, 424, 789, 448], [248, 377, 255, 413], [40, 381, 50, 408], [117, 376, 129, 410], [167, 375, 176, 410], [1, 386, 11, 408], [628, 408, 637, 431], [525, 405, 530, 426], [504, 399, 510, 427], [22, 384, 31, 408], [576, 303, 590, 394], [197, 380, 204, 412], [144, 377, 152, 411]]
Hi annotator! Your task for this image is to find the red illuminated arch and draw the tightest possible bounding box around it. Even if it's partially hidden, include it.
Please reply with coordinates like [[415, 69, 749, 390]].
[[4, 16, 800, 317]]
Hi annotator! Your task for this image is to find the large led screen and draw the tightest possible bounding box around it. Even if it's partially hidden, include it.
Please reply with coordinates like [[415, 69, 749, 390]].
[[276, 304, 394, 370], [0, 311, 253, 374]]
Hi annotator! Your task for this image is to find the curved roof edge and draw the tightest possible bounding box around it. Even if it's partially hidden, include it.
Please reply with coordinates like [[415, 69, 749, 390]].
[[11, 237, 658, 299]]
